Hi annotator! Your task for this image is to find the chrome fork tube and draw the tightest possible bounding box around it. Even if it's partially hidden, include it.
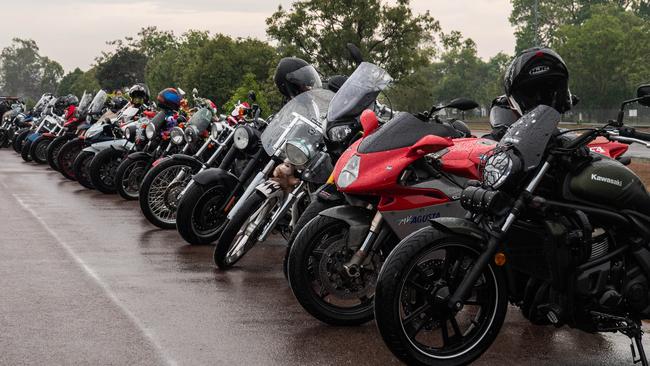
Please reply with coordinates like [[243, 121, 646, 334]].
[[257, 180, 306, 242], [344, 211, 383, 278]]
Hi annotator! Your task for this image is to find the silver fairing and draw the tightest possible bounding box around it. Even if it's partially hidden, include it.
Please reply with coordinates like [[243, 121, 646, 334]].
[[382, 200, 467, 239]]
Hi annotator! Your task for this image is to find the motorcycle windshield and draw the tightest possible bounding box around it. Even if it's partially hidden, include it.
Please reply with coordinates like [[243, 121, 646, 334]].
[[89, 90, 108, 115], [188, 108, 212, 132], [261, 89, 334, 156], [498, 105, 560, 172], [326, 62, 392, 124], [77, 92, 93, 116], [32, 95, 50, 113]]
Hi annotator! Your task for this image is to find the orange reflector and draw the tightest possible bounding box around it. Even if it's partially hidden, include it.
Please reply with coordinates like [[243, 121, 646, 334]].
[[494, 252, 506, 266]]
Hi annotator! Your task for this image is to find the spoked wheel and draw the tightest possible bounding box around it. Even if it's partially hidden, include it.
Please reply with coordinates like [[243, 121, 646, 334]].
[[288, 215, 387, 326], [213, 191, 274, 266], [374, 227, 507, 366], [116, 157, 149, 200], [140, 160, 197, 229]]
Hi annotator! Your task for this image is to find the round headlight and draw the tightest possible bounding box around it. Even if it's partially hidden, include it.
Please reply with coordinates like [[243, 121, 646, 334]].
[[145, 123, 155, 139], [184, 125, 198, 143], [170, 127, 184, 145], [327, 125, 353, 142], [482, 151, 514, 188], [285, 140, 310, 166], [233, 126, 250, 150], [211, 122, 224, 139]]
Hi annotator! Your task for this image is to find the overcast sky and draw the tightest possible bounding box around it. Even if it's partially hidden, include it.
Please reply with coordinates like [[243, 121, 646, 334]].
[[0, 0, 515, 72]]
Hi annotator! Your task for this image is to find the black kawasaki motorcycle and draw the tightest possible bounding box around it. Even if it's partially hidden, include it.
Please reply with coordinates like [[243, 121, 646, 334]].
[[374, 85, 650, 366]]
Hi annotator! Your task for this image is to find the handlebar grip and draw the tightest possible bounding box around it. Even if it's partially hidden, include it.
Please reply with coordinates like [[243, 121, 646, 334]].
[[620, 127, 650, 141]]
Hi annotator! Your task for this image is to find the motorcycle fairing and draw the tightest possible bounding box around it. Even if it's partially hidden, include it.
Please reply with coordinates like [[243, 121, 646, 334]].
[[382, 200, 467, 239]]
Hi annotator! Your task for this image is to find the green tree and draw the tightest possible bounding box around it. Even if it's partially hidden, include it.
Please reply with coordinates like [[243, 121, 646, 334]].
[[95, 48, 148, 91], [0, 38, 63, 99], [223, 73, 272, 118], [58, 67, 100, 97], [266, 0, 440, 79]]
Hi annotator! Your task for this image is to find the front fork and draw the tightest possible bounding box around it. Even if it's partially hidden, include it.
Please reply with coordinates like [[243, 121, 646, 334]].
[[344, 211, 384, 278], [257, 180, 306, 242]]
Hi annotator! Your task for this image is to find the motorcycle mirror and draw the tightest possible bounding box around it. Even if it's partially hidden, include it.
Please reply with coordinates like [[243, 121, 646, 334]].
[[407, 134, 453, 157], [248, 90, 257, 102], [571, 94, 580, 107], [360, 109, 379, 136], [637, 84, 650, 107], [346, 43, 364, 65], [444, 98, 479, 111]]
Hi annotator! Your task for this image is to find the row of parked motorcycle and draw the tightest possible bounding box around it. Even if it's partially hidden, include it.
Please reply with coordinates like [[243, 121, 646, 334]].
[[3, 43, 650, 366]]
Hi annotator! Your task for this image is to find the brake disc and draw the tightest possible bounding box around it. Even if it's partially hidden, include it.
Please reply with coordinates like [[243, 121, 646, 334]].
[[317, 239, 379, 300]]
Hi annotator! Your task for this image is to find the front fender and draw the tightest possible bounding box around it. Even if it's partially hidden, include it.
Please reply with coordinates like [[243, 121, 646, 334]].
[[319, 205, 374, 249], [126, 151, 154, 161], [192, 168, 238, 190], [429, 217, 486, 241], [167, 153, 203, 168], [84, 139, 129, 153]]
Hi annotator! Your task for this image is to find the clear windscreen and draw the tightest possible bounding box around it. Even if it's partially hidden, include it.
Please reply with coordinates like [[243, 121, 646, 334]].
[[188, 108, 212, 132], [32, 95, 51, 114], [498, 105, 561, 171], [77, 92, 93, 115], [89, 90, 108, 115], [326, 62, 392, 124], [286, 65, 323, 90], [261, 89, 334, 156]]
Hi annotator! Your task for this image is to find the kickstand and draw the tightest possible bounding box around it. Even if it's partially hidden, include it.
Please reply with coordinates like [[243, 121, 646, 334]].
[[629, 324, 648, 366]]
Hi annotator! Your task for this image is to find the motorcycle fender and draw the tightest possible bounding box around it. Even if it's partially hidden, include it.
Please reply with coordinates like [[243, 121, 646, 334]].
[[84, 139, 129, 153], [192, 168, 238, 190], [109, 143, 132, 153], [319, 205, 374, 249], [126, 151, 154, 161], [429, 217, 486, 241], [27, 132, 41, 142], [255, 180, 284, 200], [167, 154, 204, 169]]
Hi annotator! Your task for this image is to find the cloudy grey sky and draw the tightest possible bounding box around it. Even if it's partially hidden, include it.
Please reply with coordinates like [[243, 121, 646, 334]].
[[0, 0, 515, 72]]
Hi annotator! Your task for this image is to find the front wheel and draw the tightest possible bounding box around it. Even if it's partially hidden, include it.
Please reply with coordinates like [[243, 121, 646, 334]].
[[374, 227, 507, 366], [57, 139, 85, 180], [213, 191, 272, 267], [20, 137, 33, 162], [30, 135, 52, 164], [46, 135, 71, 171], [0, 129, 8, 148], [115, 155, 151, 200], [89, 148, 125, 194], [73, 151, 95, 189], [12, 128, 30, 153], [288, 215, 387, 326]]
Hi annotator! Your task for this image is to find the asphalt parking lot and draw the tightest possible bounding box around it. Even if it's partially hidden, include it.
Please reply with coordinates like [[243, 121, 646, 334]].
[[1, 148, 648, 366]]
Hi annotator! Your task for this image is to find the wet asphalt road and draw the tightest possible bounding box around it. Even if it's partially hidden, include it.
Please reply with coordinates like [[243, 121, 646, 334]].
[[1, 148, 649, 366]]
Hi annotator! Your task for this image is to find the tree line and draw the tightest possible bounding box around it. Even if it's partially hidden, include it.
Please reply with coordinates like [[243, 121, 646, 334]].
[[0, 0, 648, 118]]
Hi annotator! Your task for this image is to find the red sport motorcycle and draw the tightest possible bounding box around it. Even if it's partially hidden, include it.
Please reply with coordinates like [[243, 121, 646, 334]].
[[287, 103, 629, 326]]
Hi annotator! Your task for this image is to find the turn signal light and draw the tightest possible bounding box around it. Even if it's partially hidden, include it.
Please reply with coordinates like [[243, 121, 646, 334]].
[[494, 252, 506, 266]]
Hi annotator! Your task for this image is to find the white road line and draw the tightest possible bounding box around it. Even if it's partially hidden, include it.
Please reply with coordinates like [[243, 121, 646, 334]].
[[12, 193, 178, 366]]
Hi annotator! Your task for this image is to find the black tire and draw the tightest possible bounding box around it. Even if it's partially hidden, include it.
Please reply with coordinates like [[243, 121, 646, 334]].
[[73, 150, 95, 189], [287, 215, 382, 326], [115, 155, 151, 200], [46, 135, 71, 171], [139, 158, 200, 229], [89, 148, 125, 194], [13, 128, 30, 153], [282, 198, 338, 278], [213, 191, 269, 266], [30, 135, 52, 164], [21, 138, 33, 162], [57, 138, 85, 180], [0, 129, 8, 148], [374, 227, 508, 366]]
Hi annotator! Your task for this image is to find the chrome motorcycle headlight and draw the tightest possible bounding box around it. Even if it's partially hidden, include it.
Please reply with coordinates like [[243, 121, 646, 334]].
[[211, 122, 224, 139], [482, 151, 514, 188], [170, 127, 184, 145], [184, 125, 199, 143], [337, 154, 360, 189], [327, 125, 353, 142], [233, 126, 250, 150], [285, 140, 310, 166], [145, 122, 156, 140]]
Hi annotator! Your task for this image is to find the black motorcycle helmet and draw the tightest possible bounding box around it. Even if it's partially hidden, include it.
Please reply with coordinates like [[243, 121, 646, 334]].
[[129, 83, 150, 106], [111, 96, 129, 112], [504, 47, 571, 115], [274, 57, 322, 99], [325, 75, 348, 93], [489, 95, 520, 129]]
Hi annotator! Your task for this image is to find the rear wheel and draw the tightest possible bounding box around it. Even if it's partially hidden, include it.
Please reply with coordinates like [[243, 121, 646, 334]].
[[288, 215, 385, 326], [57, 139, 84, 180], [115, 156, 151, 200], [89, 148, 125, 194], [374, 227, 507, 366], [73, 151, 95, 189], [139, 158, 200, 229], [13, 128, 30, 153], [46, 136, 71, 171], [213, 191, 272, 267], [30, 136, 52, 164]]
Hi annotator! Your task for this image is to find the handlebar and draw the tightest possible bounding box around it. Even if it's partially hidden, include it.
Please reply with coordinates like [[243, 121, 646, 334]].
[[619, 126, 650, 142]]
